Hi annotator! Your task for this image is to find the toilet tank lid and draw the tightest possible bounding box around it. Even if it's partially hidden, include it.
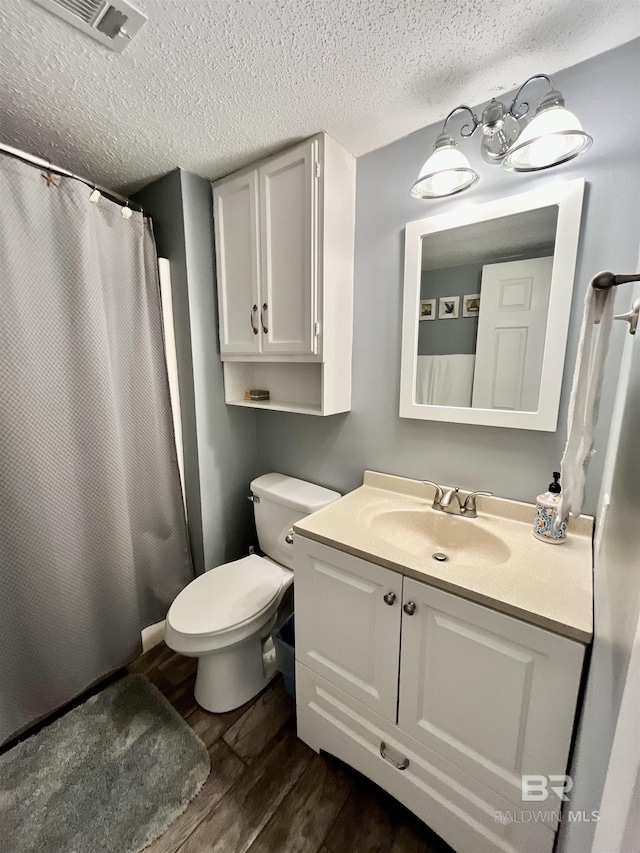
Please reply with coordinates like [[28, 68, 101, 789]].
[[250, 473, 340, 513]]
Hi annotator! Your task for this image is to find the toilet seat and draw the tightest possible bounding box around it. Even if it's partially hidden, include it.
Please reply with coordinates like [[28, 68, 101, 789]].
[[167, 554, 284, 638]]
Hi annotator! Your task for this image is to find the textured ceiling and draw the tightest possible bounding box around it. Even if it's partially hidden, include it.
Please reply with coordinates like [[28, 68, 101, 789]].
[[422, 206, 557, 269], [0, 0, 638, 193]]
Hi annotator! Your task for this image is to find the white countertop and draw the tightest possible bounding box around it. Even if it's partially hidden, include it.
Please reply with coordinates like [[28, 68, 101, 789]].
[[294, 471, 594, 644]]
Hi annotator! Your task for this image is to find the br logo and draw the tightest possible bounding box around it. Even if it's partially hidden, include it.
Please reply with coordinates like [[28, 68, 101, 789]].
[[521, 775, 573, 802]]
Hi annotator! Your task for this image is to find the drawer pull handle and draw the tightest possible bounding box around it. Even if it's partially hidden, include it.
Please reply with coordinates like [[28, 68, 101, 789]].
[[380, 741, 409, 771], [403, 601, 416, 616], [250, 304, 259, 335], [261, 302, 269, 334], [383, 592, 396, 605]]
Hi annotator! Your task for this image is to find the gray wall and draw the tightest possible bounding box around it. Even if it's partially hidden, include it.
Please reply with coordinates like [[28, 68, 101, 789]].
[[134, 170, 257, 574], [418, 265, 481, 356], [255, 40, 640, 517]]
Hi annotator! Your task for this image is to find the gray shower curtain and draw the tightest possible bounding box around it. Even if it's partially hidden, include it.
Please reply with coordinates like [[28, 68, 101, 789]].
[[0, 153, 193, 744]]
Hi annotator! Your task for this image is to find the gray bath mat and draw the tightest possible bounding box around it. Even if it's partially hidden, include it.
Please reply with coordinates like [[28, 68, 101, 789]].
[[0, 674, 210, 853]]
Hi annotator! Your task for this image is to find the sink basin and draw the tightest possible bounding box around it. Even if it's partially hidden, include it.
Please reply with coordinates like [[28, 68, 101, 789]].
[[369, 509, 511, 567], [293, 471, 595, 644]]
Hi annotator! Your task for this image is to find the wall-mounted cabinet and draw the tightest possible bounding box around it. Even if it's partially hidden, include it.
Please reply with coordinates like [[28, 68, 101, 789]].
[[213, 133, 355, 415]]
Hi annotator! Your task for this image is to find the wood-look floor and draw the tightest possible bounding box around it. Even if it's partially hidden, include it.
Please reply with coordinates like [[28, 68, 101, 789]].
[[127, 643, 454, 853]]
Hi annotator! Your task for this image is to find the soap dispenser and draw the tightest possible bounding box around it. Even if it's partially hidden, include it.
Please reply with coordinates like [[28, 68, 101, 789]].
[[534, 472, 567, 544]]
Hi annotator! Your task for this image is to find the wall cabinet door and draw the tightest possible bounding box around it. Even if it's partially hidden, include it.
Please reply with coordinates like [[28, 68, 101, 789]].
[[213, 170, 261, 356], [259, 139, 318, 356], [398, 580, 584, 819], [294, 537, 402, 722]]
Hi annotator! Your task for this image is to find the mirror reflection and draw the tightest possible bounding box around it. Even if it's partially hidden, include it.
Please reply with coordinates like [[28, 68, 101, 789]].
[[416, 205, 558, 411]]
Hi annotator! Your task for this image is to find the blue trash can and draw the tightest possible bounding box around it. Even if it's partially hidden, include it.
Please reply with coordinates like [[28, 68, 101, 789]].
[[274, 614, 295, 698]]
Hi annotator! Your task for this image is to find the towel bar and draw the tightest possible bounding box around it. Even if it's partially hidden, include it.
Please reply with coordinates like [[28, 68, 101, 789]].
[[591, 271, 640, 334], [591, 271, 640, 290]]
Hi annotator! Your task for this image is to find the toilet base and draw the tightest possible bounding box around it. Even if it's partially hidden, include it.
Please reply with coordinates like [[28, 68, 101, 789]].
[[194, 624, 278, 713]]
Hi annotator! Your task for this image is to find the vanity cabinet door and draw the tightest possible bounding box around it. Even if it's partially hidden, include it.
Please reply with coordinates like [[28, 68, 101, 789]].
[[398, 580, 584, 819], [213, 170, 261, 356], [259, 139, 318, 356], [294, 537, 402, 722]]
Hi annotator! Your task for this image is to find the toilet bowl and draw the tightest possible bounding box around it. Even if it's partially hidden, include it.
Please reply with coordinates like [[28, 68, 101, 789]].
[[165, 473, 340, 713], [165, 554, 294, 712]]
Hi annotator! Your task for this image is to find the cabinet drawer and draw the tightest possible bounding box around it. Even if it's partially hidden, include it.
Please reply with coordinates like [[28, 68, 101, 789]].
[[296, 663, 555, 853], [399, 580, 585, 821], [294, 536, 401, 722]]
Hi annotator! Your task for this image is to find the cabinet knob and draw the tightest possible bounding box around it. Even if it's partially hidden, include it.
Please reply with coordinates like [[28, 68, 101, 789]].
[[250, 304, 258, 335], [383, 592, 396, 606], [285, 530, 294, 545], [403, 601, 416, 616]]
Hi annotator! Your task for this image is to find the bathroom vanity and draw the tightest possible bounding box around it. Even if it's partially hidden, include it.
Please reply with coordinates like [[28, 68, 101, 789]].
[[293, 471, 593, 853]]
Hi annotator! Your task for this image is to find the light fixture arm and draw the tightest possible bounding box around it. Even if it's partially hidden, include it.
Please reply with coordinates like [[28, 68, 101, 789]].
[[508, 74, 554, 120], [441, 105, 481, 139]]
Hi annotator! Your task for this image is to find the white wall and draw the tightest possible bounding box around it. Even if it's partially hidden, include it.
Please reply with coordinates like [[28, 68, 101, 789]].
[[255, 39, 640, 516]]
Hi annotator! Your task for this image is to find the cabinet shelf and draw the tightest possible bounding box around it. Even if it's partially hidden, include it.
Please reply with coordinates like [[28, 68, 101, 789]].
[[225, 398, 323, 415], [222, 360, 347, 416]]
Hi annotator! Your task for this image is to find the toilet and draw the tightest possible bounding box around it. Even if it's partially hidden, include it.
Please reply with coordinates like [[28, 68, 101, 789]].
[[164, 473, 340, 713]]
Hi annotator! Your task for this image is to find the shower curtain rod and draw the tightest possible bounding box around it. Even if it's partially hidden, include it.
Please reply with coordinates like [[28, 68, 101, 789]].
[[0, 142, 143, 213]]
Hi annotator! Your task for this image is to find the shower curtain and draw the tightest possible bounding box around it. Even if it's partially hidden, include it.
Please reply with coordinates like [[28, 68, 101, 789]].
[[0, 153, 193, 744]]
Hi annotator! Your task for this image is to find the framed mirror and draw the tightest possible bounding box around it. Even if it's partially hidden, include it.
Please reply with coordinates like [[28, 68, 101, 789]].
[[399, 179, 585, 430]]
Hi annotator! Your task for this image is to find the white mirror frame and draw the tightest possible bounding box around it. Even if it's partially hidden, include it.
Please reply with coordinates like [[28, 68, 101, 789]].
[[399, 178, 585, 431]]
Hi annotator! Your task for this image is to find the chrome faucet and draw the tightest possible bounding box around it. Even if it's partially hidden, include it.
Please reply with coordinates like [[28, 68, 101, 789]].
[[423, 481, 492, 518], [439, 486, 462, 512]]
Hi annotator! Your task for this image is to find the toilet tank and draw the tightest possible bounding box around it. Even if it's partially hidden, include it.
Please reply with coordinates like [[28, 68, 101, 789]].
[[250, 473, 340, 570]]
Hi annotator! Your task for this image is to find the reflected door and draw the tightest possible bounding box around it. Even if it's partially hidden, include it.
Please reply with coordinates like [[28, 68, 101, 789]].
[[472, 256, 553, 411]]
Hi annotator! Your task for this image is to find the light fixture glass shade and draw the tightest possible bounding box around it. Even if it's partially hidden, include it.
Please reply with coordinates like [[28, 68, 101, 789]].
[[411, 134, 479, 198], [503, 101, 592, 172]]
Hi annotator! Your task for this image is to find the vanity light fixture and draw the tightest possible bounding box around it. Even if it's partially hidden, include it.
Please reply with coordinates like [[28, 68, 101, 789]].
[[411, 75, 592, 199]]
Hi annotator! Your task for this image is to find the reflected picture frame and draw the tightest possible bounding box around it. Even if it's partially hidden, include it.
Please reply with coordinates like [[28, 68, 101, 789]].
[[419, 298, 436, 320], [463, 293, 480, 317], [439, 296, 460, 319]]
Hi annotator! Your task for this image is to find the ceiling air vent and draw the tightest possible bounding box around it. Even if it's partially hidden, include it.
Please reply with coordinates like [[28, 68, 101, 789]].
[[31, 0, 147, 52]]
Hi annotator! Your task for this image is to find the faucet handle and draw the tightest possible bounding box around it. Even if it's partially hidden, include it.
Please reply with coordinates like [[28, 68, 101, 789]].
[[462, 490, 493, 516], [423, 480, 443, 501]]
